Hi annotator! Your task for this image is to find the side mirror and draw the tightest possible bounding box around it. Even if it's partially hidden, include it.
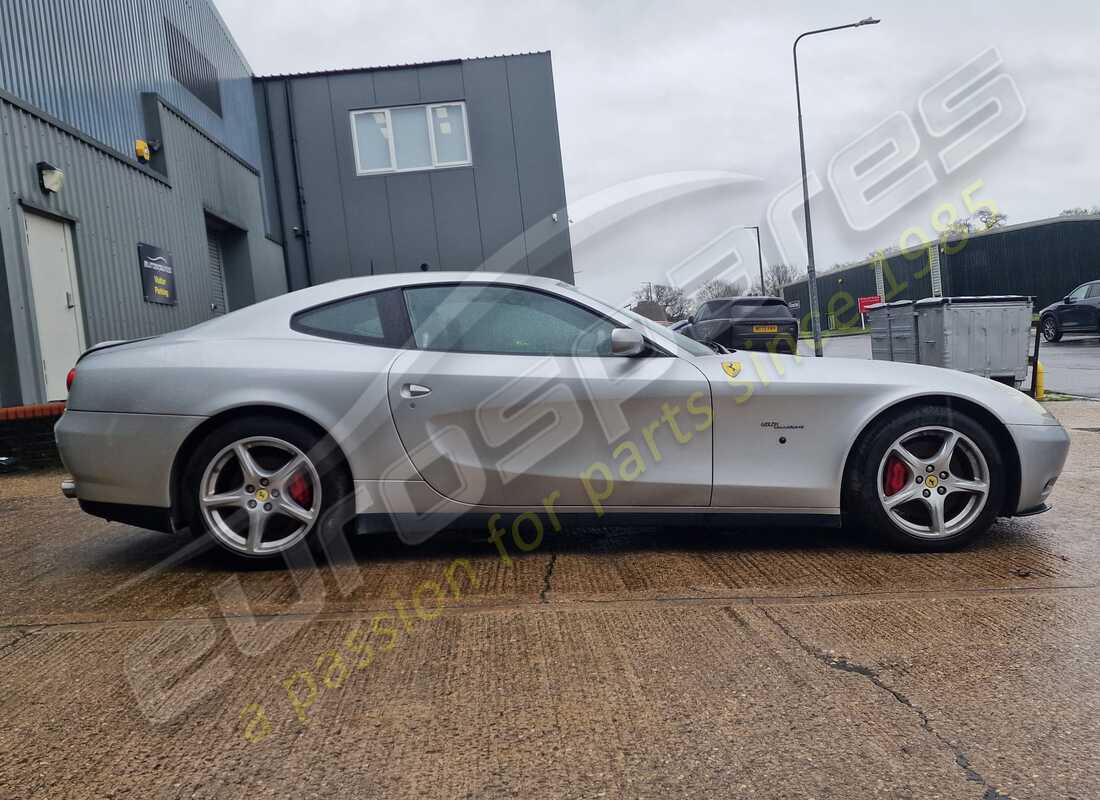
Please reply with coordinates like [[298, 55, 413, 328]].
[[611, 328, 645, 356], [688, 315, 695, 324], [1064, 295, 1074, 304]]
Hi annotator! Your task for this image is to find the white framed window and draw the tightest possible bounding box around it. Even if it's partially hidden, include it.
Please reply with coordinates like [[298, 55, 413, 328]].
[[350, 102, 472, 175]]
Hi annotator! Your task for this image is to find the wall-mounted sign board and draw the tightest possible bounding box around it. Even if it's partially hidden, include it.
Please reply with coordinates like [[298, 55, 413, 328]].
[[138, 242, 176, 305]]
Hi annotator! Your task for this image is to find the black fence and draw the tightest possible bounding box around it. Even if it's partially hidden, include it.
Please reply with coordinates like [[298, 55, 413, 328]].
[[782, 216, 1100, 332]]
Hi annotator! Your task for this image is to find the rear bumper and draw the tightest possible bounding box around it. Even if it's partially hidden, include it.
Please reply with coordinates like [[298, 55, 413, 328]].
[[54, 410, 205, 508], [1008, 422, 1071, 513], [724, 333, 799, 354]]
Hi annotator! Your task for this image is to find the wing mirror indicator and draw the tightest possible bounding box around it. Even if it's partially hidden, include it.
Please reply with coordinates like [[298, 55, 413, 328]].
[[611, 328, 645, 356]]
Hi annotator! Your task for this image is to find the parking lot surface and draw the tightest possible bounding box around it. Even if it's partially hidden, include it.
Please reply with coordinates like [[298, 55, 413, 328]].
[[1, 402, 1099, 799], [800, 330, 1100, 398]]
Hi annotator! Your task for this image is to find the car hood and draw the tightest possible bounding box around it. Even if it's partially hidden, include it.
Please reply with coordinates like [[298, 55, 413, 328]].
[[689, 352, 1058, 427]]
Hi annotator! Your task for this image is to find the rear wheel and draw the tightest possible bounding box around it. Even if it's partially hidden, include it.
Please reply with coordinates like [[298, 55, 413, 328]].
[[846, 405, 1006, 551], [1041, 315, 1062, 342], [183, 416, 351, 559]]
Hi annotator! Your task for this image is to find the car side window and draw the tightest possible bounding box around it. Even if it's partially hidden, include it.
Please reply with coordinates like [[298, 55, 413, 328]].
[[1069, 284, 1090, 301], [403, 285, 616, 356], [1087, 283, 1100, 299], [697, 301, 725, 322], [291, 288, 410, 346]]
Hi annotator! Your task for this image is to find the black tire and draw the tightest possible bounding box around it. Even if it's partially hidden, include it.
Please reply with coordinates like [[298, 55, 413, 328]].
[[182, 415, 352, 560], [844, 404, 1006, 552], [1041, 315, 1062, 343]]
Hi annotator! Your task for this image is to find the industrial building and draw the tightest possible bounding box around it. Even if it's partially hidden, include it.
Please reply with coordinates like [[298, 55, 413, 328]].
[[782, 215, 1100, 332], [256, 54, 572, 289], [0, 0, 572, 408]]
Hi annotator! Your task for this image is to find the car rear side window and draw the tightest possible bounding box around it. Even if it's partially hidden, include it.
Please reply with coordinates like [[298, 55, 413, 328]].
[[292, 288, 411, 346], [403, 284, 615, 356], [1087, 284, 1100, 299]]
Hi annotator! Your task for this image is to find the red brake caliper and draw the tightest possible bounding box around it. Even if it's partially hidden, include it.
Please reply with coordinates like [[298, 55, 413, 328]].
[[883, 456, 909, 497], [287, 471, 313, 508]]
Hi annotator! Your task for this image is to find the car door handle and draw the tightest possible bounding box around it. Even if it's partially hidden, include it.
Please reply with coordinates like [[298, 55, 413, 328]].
[[401, 383, 432, 398]]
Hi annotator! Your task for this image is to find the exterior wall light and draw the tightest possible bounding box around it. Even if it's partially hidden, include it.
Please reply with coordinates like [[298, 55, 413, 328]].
[[37, 161, 65, 193]]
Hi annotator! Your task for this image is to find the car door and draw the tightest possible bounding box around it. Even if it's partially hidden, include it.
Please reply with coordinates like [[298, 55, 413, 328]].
[[387, 283, 713, 509], [1058, 283, 1090, 329]]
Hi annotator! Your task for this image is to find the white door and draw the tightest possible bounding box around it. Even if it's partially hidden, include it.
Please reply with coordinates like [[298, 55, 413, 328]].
[[24, 213, 84, 401]]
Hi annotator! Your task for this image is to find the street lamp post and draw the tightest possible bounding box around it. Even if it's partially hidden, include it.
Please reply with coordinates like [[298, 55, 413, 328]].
[[794, 16, 880, 357], [745, 225, 765, 296]]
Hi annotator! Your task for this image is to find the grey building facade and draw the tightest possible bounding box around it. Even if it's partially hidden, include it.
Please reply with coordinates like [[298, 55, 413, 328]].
[[256, 53, 574, 288], [0, 0, 286, 406], [1, 1, 573, 409]]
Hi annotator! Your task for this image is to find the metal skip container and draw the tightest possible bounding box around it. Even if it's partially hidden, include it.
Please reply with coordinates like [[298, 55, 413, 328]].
[[868, 296, 1033, 386], [868, 300, 917, 363]]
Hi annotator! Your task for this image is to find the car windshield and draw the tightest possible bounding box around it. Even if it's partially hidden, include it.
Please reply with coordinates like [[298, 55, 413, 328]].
[[559, 282, 715, 356], [618, 308, 715, 356]]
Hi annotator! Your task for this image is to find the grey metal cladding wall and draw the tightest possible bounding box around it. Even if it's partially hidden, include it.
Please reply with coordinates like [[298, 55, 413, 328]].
[[325, 71, 393, 279], [0, 95, 283, 404], [463, 57, 528, 274], [785, 248, 937, 332], [289, 76, 353, 284], [262, 54, 574, 287], [257, 80, 309, 288], [0, 0, 260, 166], [943, 218, 1100, 308], [158, 106, 286, 302], [504, 53, 572, 282]]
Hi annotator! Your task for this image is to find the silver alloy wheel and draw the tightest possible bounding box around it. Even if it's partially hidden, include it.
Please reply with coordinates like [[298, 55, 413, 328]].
[[876, 425, 990, 540], [1042, 317, 1059, 341], [199, 436, 322, 556]]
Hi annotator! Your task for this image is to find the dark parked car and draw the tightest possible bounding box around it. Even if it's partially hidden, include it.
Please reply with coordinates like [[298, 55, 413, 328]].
[[1039, 280, 1100, 342], [683, 296, 799, 354]]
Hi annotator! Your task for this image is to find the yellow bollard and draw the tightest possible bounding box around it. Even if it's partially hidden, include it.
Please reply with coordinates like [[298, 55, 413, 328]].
[[1035, 361, 1045, 401]]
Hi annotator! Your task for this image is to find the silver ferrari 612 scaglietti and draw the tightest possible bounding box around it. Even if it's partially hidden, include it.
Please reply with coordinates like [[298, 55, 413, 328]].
[[56, 272, 1069, 559]]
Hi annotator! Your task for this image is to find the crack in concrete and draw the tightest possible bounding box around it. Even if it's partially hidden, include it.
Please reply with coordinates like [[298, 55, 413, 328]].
[[4, 582, 1099, 634], [539, 552, 558, 604], [0, 625, 44, 655], [761, 607, 1014, 800]]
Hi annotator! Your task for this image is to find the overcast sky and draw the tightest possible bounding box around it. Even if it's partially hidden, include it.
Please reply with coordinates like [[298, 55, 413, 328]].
[[215, 0, 1100, 303]]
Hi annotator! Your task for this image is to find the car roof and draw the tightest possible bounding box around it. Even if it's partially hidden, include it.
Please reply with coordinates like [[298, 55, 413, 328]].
[[702, 296, 786, 304], [161, 271, 629, 342]]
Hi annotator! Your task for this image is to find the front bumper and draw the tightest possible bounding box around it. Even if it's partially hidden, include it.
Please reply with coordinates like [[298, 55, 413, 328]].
[[1008, 422, 1071, 514]]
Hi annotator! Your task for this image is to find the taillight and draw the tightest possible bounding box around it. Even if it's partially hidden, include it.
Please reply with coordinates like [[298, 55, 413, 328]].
[[66, 367, 76, 391]]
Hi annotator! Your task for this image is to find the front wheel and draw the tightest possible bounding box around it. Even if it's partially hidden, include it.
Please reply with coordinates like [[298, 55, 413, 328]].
[[845, 406, 1006, 551], [1041, 315, 1062, 342], [182, 416, 350, 559]]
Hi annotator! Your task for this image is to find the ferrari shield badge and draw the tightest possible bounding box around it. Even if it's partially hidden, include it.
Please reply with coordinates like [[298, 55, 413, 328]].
[[722, 361, 742, 379]]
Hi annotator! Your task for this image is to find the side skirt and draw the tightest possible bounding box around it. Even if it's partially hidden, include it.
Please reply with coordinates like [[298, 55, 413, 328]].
[[356, 511, 843, 536]]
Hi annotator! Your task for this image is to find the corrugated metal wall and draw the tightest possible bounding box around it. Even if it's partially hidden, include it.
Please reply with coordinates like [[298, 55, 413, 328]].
[[259, 53, 574, 290], [0, 0, 260, 167], [943, 218, 1100, 308], [782, 217, 1100, 332], [0, 93, 284, 405]]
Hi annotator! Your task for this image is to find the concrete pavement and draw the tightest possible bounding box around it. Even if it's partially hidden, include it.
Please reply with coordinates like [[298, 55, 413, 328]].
[[1, 402, 1098, 799]]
